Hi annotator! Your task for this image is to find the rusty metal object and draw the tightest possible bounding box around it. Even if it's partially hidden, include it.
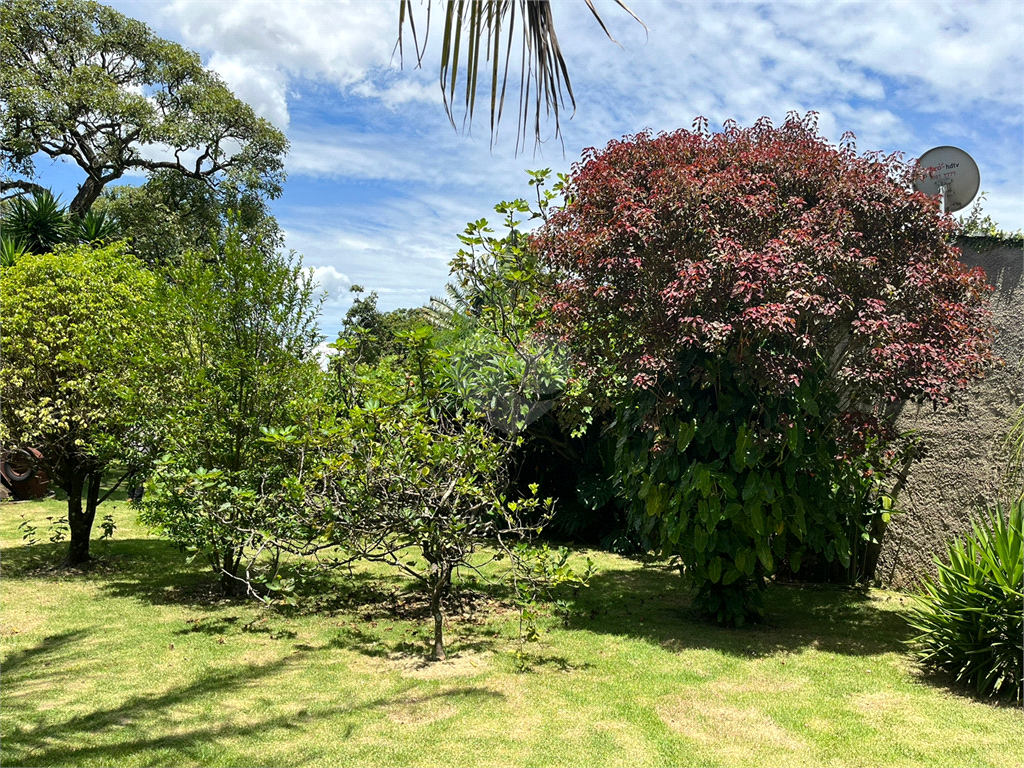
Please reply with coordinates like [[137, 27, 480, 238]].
[[0, 447, 50, 500]]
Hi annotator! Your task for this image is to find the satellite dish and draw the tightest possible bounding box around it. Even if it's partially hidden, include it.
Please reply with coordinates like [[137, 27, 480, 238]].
[[913, 146, 980, 214]]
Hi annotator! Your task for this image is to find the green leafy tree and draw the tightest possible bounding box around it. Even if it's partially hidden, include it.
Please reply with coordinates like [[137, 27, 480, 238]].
[[958, 193, 1024, 240], [0, 0, 287, 216], [426, 172, 630, 547], [141, 223, 322, 595], [336, 286, 423, 365], [262, 330, 587, 661], [95, 172, 282, 267], [434, 170, 568, 436], [0, 241, 180, 565]]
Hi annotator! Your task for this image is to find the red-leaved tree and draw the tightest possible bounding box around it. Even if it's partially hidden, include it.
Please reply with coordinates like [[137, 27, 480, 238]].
[[534, 113, 994, 623]]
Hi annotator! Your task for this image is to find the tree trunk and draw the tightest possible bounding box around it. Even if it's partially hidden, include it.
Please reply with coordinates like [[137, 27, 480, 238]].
[[69, 176, 104, 217], [429, 565, 451, 661], [218, 547, 245, 597], [63, 470, 98, 567]]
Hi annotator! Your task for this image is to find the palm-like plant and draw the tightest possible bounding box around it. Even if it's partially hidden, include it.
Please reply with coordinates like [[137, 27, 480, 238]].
[[1, 190, 122, 261], [0, 234, 29, 268], [424, 282, 479, 335], [69, 209, 120, 244], [909, 499, 1023, 700], [3, 189, 69, 254], [397, 0, 643, 150]]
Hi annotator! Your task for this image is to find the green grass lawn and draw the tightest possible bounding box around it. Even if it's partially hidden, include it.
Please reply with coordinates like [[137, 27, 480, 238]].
[[2, 496, 1021, 768]]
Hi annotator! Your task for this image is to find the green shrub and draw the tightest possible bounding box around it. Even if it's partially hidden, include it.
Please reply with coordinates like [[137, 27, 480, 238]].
[[909, 499, 1023, 700]]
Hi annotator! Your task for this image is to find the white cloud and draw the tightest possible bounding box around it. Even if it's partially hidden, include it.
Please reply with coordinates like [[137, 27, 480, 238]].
[[551, 3, 1018, 154], [206, 53, 291, 129], [287, 132, 425, 182], [310, 264, 352, 302], [351, 77, 442, 110], [281, 190, 485, 321], [111, 0, 1023, 135], [164, 0, 396, 77], [138, 0, 417, 127], [761, 2, 1022, 108], [312, 339, 338, 369]]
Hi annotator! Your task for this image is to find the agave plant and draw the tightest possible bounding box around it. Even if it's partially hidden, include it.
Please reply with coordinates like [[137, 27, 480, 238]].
[[0, 235, 29, 268], [3, 189, 70, 254], [69, 209, 120, 244], [908, 498, 1023, 700]]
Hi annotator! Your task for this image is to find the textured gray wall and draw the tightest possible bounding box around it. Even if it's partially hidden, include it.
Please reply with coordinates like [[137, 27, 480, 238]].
[[875, 236, 1023, 590]]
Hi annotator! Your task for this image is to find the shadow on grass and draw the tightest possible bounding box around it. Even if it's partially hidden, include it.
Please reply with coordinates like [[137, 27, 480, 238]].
[[0, 537, 506, 664], [903, 666, 1024, 709], [1, 537, 252, 620], [562, 565, 916, 659], [2, 631, 505, 767], [0, 630, 89, 676], [0, 536, 916, 668], [2, 539, 510, 663], [509, 649, 595, 674]]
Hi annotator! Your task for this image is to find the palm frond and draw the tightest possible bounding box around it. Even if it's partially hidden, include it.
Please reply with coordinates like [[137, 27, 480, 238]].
[[424, 282, 478, 332], [70, 209, 120, 244], [397, 0, 644, 153]]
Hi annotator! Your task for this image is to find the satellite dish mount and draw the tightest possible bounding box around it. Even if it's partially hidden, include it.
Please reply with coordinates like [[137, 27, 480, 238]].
[[937, 181, 950, 216]]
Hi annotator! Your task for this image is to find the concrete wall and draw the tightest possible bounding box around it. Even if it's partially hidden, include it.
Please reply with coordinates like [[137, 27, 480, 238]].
[[875, 236, 1023, 590]]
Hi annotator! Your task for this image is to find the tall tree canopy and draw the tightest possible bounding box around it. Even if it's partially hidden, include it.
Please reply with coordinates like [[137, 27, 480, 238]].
[[95, 171, 283, 265], [0, 0, 288, 215]]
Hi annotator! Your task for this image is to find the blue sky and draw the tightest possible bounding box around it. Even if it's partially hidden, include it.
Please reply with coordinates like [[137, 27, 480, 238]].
[[30, 0, 1024, 339]]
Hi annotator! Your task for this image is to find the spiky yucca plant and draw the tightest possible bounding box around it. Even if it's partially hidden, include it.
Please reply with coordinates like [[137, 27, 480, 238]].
[[70, 209, 119, 244], [3, 189, 69, 253], [909, 499, 1023, 700], [0, 236, 29, 268]]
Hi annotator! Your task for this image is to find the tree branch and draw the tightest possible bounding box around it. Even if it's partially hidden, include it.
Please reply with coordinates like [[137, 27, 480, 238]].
[[0, 179, 48, 198], [97, 469, 135, 505]]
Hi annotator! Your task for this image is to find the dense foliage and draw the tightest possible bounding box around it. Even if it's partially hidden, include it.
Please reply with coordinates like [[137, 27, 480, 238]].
[[909, 499, 1023, 700], [0, 242, 178, 564], [140, 225, 322, 594], [95, 172, 283, 267], [204, 189, 594, 657], [5, 0, 1013, 682], [536, 113, 994, 623], [335, 287, 423, 365], [437, 184, 568, 438]]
